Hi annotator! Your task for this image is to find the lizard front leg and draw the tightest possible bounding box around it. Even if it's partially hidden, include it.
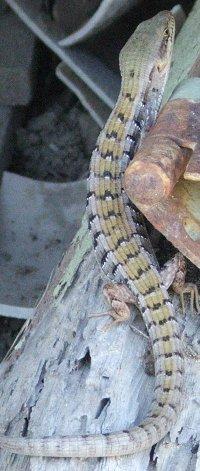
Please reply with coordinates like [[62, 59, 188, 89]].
[[103, 283, 138, 325], [101, 283, 154, 338], [89, 282, 139, 329]]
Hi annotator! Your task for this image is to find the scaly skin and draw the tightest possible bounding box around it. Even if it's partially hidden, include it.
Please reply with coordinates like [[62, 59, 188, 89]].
[[0, 11, 183, 458]]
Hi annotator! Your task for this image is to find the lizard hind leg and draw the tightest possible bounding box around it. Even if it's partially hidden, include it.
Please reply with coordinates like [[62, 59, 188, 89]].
[[160, 252, 200, 314]]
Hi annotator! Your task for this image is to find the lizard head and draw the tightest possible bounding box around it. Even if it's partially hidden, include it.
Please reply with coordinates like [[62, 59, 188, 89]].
[[119, 11, 175, 129], [119, 11, 175, 88]]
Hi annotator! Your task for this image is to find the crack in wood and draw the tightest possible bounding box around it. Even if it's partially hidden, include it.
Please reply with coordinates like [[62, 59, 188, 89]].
[[76, 348, 91, 369], [95, 398, 111, 419], [57, 341, 69, 365], [22, 361, 47, 437]]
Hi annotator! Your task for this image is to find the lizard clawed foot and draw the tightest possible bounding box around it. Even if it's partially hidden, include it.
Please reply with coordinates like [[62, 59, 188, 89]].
[[88, 304, 130, 332], [161, 252, 200, 315]]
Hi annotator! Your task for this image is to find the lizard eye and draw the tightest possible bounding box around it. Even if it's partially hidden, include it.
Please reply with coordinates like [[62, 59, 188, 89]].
[[163, 28, 170, 45], [160, 28, 170, 53]]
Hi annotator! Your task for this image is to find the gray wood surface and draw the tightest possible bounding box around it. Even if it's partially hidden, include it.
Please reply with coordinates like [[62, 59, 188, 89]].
[[0, 218, 200, 470]]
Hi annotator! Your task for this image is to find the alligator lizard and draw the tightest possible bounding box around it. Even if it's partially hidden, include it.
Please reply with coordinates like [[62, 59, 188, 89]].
[[0, 10, 184, 458]]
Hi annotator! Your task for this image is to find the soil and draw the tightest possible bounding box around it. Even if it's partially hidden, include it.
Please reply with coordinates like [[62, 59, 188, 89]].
[[10, 94, 99, 182]]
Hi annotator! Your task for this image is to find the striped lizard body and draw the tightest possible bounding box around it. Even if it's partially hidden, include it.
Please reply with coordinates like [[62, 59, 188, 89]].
[[86, 9, 184, 456], [0, 11, 183, 458]]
